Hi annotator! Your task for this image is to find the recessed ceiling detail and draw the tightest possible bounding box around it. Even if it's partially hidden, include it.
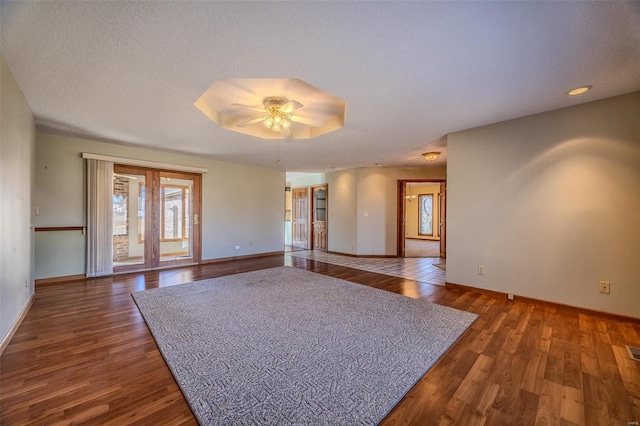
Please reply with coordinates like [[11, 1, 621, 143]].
[[194, 78, 346, 140]]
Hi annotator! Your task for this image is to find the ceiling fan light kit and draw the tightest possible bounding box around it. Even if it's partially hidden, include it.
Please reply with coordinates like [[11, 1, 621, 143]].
[[194, 78, 346, 140]]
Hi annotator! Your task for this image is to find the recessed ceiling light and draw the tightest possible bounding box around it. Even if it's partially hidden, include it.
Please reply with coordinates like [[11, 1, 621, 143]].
[[566, 85, 592, 96]]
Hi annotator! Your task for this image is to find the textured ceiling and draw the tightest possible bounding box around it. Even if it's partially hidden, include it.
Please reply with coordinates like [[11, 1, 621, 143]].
[[2, 1, 639, 172]]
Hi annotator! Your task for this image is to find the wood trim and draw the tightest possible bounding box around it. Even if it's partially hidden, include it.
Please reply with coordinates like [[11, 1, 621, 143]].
[[445, 281, 507, 299], [0, 293, 35, 355], [200, 251, 283, 264], [445, 281, 640, 324], [34, 226, 84, 232], [35, 274, 86, 287]]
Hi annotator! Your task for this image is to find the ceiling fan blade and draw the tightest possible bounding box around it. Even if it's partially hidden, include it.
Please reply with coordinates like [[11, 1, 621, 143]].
[[237, 116, 267, 127], [232, 103, 267, 113], [289, 115, 325, 127], [280, 100, 303, 114], [280, 127, 291, 137]]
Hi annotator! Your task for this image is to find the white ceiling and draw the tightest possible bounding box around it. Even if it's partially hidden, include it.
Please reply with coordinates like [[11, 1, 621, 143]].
[[2, 1, 639, 172]]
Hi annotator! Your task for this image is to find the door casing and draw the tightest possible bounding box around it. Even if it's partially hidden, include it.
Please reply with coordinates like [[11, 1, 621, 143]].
[[397, 179, 446, 258]]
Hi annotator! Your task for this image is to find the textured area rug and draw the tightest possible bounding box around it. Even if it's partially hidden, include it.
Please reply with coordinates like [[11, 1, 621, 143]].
[[132, 267, 477, 425]]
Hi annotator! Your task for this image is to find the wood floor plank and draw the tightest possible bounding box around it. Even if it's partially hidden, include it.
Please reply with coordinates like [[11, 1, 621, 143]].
[[535, 380, 563, 425], [1, 254, 639, 425]]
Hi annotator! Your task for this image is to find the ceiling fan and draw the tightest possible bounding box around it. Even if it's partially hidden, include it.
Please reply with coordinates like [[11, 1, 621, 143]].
[[234, 96, 325, 137]]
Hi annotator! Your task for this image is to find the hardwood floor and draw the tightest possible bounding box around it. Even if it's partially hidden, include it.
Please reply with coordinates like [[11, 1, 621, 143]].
[[1, 255, 639, 425]]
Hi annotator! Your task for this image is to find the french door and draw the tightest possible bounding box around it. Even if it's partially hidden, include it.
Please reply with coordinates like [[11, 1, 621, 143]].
[[112, 165, 201, 272]]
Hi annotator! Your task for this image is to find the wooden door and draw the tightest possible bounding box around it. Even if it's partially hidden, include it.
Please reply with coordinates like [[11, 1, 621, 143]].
[[113, 166, 201, 273], [292, 187, 308, 249], [311, 185, 328, 251], [439, 182, 446, 259]]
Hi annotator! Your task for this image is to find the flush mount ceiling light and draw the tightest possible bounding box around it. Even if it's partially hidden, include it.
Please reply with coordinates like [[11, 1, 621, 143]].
[[566, 85, 592, 96], [422, 152, 441, 161], [194, 78, 346, 140]]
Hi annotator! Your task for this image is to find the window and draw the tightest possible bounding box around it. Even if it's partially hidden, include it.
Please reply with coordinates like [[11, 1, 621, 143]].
[[419, 194, 433, 236], [113, 194, 128, 235], [161, 185, 190, 241]]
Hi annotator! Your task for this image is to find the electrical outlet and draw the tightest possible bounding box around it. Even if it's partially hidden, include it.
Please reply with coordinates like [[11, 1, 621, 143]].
[[599, 281, 610, 294], [478, 265, 485, 275], [234, 245, 240, 250]]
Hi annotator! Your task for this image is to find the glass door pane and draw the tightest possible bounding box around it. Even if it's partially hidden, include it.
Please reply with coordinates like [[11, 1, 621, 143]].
[[112, 171, 146, 267], [314, 188, 326, 221], [159, 175, 194, 263]]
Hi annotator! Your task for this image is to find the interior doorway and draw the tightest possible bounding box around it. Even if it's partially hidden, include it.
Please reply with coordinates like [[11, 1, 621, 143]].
[[397, 179, 446, 259], [112, 165, 201, 273]]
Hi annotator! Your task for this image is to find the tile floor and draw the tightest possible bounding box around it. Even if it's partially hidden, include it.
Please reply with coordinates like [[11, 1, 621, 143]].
[[287, 250, 446, 286]]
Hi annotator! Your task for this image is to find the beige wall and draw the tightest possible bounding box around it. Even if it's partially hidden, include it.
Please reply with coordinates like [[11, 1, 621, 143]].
[[34, 132, 285, 279], [405, 183, 441, 240], [290, 166, 447, 256], [447, 92, 640, 318], [325, 169, 359, 254], [1, 56, 36, 344], [356, 166, 446, 255]]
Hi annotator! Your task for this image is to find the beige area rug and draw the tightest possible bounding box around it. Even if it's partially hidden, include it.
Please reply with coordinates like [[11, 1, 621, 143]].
[[132, 267, 477, 425], [404, 238, 440, 258]]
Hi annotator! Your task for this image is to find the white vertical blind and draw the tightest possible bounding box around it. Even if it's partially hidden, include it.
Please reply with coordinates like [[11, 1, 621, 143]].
[[86, 159, 114, 277]]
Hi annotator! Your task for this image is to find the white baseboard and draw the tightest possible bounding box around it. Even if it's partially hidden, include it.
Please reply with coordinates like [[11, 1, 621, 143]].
[[0, 293, 35, 355]]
